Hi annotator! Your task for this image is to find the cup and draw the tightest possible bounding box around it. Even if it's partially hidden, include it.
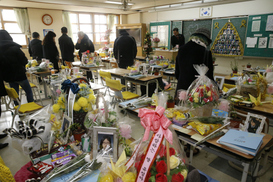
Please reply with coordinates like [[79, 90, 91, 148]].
[[51, 69, 56, 74]]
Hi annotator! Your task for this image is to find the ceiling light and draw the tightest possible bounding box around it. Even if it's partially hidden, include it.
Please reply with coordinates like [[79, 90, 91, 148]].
[[105, 1, 134, 5], [203, 0, 218, 2], [170, 4, 182, 8], [155, 5, 170, 9], [183, 1, 202, 6]]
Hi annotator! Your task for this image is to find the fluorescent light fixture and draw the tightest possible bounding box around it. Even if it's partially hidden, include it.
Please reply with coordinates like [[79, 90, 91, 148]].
[[155, 5, 170, 9], [203, 0, 218, 2], [105, 1, 134, 5], [183, 1, 202, 6], [170, 4, 182, 8]]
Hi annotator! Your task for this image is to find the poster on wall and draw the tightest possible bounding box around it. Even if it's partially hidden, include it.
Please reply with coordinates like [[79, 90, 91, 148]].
[[43, 29, 54, 37]]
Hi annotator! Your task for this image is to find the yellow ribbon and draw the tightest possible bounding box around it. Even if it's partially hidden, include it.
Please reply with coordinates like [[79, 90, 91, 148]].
[[214, 22, 219, 29], [240, 20, 246, 28]]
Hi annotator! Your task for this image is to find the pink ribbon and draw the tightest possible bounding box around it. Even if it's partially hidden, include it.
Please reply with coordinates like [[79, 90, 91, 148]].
[[138, 106, 173, 144]]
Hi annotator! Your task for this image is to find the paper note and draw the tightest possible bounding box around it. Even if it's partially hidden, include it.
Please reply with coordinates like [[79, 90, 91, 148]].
[[268, 37, 273, 48], [266, 15, 273, 31], [252, 20, 261, 32], [254, 34, 262, 37], [246, 37, 258, 48], [179, 127, 192, 134], [191, 133, 205, 142], [151, 26, 157, 32], [253, 16, 261, 20], [172, 124, 182, 130], [258, 37, 268, 48]]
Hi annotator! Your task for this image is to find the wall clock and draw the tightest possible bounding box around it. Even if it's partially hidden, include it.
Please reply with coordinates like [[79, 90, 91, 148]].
[[42, 14, 53, 26]]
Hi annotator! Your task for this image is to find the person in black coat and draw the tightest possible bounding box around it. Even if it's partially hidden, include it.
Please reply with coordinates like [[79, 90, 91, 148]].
[[114, 30, 137, 69], [171, 28, 185, 49], [0, 30, 33, 104], [58, 27, 74, 65], [175, 28, 215, 95], [28, 32, 43, 61], [43, 31, 60, 72], [75, 31, 95, 60], [0, 74, 8, 149]]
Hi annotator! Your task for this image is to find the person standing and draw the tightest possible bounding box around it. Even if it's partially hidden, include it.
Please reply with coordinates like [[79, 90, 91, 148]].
[[75, 31, 95, 80], [0, 30, 33, 104], [0, 74, 8, 150], [58, 27, 75, 65], [171, 28, 185, 49], [42, 31, 60, 72], [28, 32, 43, 62], [114, 30, 137, 69]]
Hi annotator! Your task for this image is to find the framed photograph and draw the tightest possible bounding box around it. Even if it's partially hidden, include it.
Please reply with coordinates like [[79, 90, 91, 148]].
[[214, 76, 225, 90], [242, 113, 266, 134], [67, 89, 76, 119], [93, 126, 118, 162], [60, 115, 72, 143]]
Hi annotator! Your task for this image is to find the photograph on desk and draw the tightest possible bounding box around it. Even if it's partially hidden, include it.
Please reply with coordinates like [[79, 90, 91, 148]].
[[241, 113, 266, 134], [214, 76, 225, 89]]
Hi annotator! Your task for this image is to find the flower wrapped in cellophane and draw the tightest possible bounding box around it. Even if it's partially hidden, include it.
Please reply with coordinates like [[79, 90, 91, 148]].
[[187, 64, 219, 117], [126, 106, 188, 182]]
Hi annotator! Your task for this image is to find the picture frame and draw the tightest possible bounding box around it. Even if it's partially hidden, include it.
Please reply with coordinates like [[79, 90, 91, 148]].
[[241, 113, 266, 134], [60, 115, 72, 143], [93, 126, 118, 162], [214, 76, 225, 89]]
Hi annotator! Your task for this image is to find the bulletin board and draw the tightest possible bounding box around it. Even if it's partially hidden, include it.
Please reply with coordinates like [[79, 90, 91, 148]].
[[150, 21, 172, 50], [182, 19, 212, 44], [244, 13, 273, 57], [211, 17, 247, 57]]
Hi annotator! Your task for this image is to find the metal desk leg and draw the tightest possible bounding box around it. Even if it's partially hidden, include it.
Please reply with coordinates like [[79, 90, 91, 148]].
[[189, 145, 194, 165], [241, 162, 250, 182], [42, 77, 48, 99], [254, 156, 261, 177]]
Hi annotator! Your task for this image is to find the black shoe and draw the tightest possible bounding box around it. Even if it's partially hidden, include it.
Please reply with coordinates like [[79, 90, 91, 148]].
[[0, 134, 7, 139], [0, 143, 8, 149]]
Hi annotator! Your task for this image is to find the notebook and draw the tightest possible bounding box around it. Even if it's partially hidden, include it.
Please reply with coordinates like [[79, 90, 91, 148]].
[[217, 129, 264, 156]]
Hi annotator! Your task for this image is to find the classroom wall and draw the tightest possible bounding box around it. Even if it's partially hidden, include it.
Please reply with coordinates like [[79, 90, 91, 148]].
[[127, 0, 273, 74]]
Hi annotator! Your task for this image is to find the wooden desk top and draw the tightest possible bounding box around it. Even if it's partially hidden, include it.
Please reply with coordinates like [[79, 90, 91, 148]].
[[101, 68, 131, 76], [31, 70, 51, 75], [137, 75, 162, 81], [236, 103, 273, 116]]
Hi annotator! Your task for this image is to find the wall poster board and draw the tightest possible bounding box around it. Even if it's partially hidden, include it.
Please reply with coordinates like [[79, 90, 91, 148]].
[[244, 13, 273, 58], [150, 21, 172, 50]]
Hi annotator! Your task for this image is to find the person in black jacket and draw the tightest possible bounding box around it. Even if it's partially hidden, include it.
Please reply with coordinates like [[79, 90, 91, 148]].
[[171, 28, 185, 49], [28, 32, 43, 61], [43, 31, 60, 72], [0, 30, 33, 104], [75, 31, 95, 80], [0, 74, 9, 149], [175, 28, 215, 94], [114, 30, 137, 69], [58, 27, 74, 65], [75, 31, 94, 60]]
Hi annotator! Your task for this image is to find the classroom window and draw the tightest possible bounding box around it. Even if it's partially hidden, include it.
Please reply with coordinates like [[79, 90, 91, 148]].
[[0, 9, 27, 46], [69, 12, 119, 44]]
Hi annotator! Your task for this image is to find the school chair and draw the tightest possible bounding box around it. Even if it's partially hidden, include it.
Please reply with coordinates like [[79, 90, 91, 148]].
[[5, 86, 43, 128], [105, 77, 139, 109], [0, 156, 15, 182], [99, 70, 112, 96]]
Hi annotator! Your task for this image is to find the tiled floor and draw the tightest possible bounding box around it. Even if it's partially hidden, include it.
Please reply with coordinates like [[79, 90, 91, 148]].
[[1, 78, 273, 182]]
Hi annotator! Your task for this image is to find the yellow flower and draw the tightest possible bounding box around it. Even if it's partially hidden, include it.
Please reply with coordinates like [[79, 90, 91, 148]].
[[88, 94, 96, 104], [52, 104, 60, 113], [57, 96, 65, 104], [78, 97, 88, 107], [181, 169, 188, 180], [49, 65, 53, 68], [207, 91, 211, 97], [170, 155, 180, 169], [73, 103, 81, 111], [60, 103, 65, 110], [122, 172, 136, 182], [89, 89, 94, 95], [193, 92, 199, 98], [25, 64, 29, 68], [79, 83, 87, 88], [99, 173, 113, 182], [194, 97, 199, 103], [52, 120, 61, 131]]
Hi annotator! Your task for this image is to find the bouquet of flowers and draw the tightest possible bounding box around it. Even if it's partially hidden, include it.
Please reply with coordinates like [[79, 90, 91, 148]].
[[102, 46, 109, 52], [152, 37, 160, 43], [187, 65, 219, 117]]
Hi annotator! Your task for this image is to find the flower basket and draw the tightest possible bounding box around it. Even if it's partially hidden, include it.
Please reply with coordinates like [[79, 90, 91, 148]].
[[192, 103, 214, 117], [73, 111, 88, 128]]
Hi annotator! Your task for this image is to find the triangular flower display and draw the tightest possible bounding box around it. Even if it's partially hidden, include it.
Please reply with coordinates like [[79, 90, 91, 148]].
[[211, 22, 244, 57]]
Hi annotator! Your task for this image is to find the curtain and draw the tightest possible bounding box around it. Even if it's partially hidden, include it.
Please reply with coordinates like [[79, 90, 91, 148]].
[[13, 8, 31, 38], [62, 11, 73, 38], [107, 15, 115, 31]]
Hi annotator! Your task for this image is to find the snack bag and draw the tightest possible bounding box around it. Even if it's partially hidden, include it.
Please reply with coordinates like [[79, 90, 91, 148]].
[[187, 64, 219, 117], [127, 106, 188, 182]]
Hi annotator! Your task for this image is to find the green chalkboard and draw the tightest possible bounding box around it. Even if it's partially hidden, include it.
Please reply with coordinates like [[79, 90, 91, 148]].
[[150, 21, 172, 49], [244, 13, 273, 57], [172, 21, 182, 34], [182, 19, 212, 44], [211, 17, 247, 56]]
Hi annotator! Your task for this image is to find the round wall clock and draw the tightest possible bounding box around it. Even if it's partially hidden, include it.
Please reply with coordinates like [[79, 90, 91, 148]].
[[42, 14, 53, 25]]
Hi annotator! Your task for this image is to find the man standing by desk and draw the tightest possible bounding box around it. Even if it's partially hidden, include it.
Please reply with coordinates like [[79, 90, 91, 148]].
[[114, 29, 137, 84], [28, 32, 43, 62], [59, 27, 74, 65], [171, 28, 185, 49]]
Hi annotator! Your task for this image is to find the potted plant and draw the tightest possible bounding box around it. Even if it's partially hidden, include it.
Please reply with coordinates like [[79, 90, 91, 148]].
[[230, 59, 238, 73], [247, 63, 251, 68], [152, 37, 160, 47], [167, 95, 175, 108], [212, 56, 216, 64], [70, 123, 85, 142]]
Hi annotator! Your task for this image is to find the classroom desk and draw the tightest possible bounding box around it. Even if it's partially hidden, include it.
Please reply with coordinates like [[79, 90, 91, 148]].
[[154, 50, 178, 61], [100, 68, 131, 79], [31, 70, 51, 100], [173, 125, 273, 182], [235, 103, 273, 120]]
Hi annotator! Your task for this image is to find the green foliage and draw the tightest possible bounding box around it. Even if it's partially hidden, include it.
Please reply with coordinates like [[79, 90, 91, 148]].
[[230, 59, 238, 71]]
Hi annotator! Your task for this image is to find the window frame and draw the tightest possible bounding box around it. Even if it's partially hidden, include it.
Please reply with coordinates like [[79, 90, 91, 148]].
[[0, 7, 28, 48], [69, 11, 120, 44]]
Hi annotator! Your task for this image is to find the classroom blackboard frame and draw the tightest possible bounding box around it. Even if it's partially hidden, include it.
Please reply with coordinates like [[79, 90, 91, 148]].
[[244, 13, 273, 58], [150, 21, 172, 50]]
